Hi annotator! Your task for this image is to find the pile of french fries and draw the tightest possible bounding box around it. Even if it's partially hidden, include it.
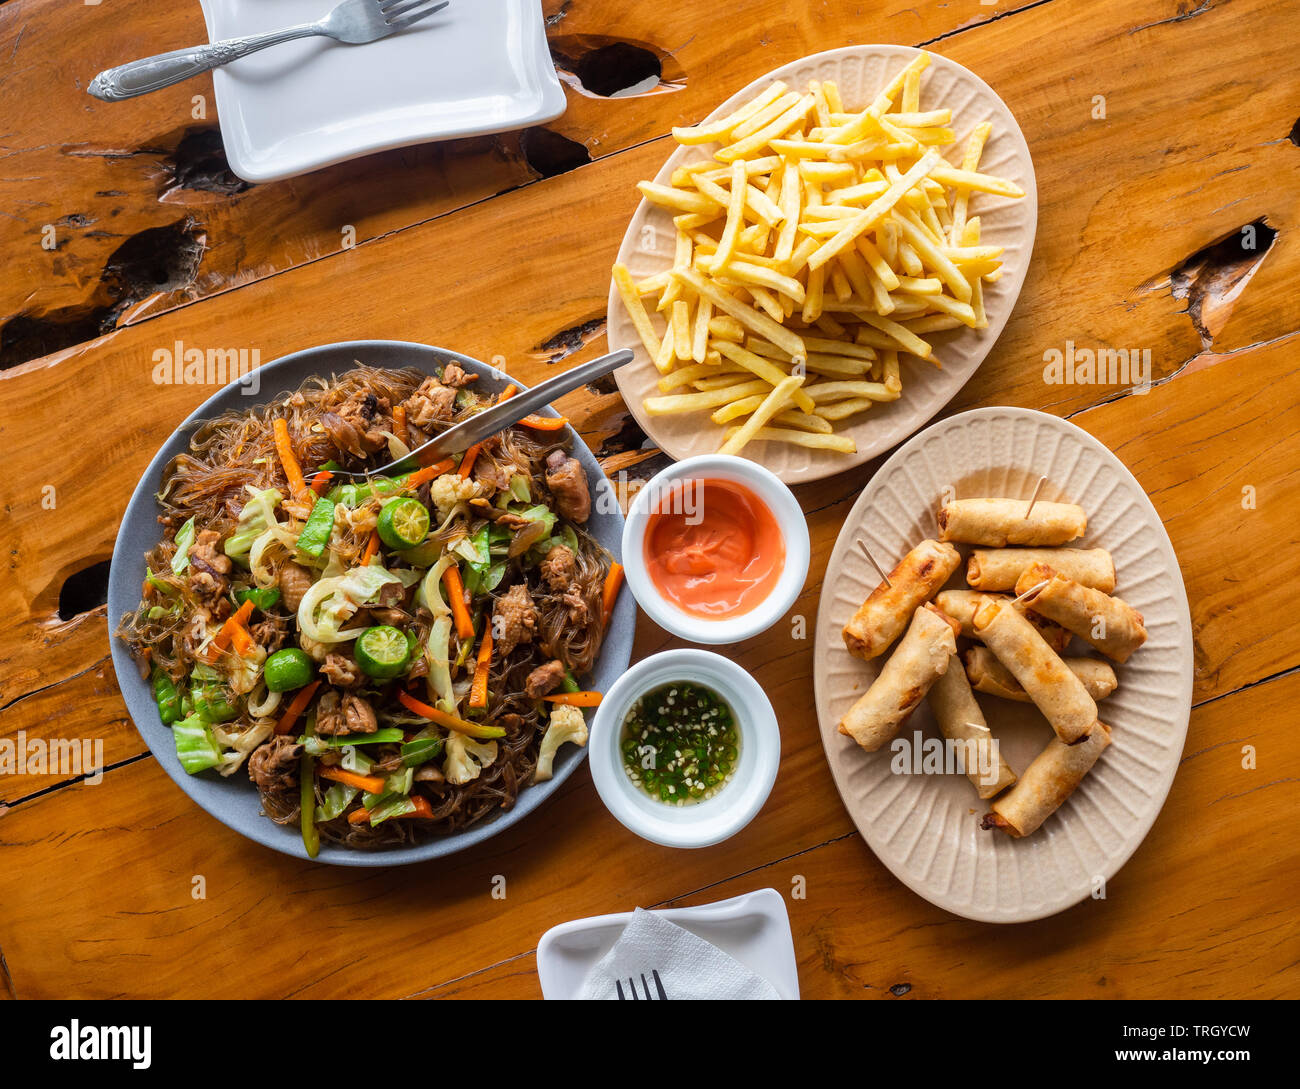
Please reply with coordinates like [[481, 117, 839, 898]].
[[612, 51, 1024, 457]]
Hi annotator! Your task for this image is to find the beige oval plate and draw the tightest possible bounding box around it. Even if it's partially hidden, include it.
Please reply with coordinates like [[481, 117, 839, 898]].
[[607, 44, 1038, 485], [813, 407, 1193, 922]]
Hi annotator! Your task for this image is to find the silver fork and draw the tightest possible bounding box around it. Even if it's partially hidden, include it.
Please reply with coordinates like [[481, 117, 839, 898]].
[[615, 970, 668, 1000], [88, 0, 451, 101]]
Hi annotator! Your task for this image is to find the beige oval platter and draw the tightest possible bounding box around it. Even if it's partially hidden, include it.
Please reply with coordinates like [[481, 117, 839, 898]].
[[607, 44, 1039, 484], [813, 407, 1194, 922]]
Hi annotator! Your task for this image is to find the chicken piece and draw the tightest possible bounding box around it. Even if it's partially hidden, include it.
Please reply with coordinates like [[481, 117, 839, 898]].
[[540, 544, 576, 591], [525, 660, 567, 699], [321, 652, 362, 689], [545, 450, 591, 523], [492, 583, 539, 658], [248, 735, 303, 795], [403, 378, 457, 430], [471, 454, 514, 496], [188, 529, 232, 598], [440, 363, 477, 389], [316, 690, 378, 736], [323, 391, 390, 458], [190, 530, 231, 577], [278, 563, 314, 614], [249, 618, 287, 655], [343, 694, 379, 735], [561, 587, 589, 625]]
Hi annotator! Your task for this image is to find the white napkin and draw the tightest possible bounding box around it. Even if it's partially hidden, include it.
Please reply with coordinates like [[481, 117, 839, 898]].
[[576, 908, 783, 1000]]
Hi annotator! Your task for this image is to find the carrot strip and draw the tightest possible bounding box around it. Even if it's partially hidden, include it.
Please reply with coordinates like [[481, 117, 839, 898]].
[[516, 414, 569, 431], [392, 404, 408, 445], [230, 623, 253, 656], [276, 680, 320, 735], [347, 794, 435, 825], [458, 443, 482, 479], [361, 530, 380, 566], [209, 599, 255, 659], [601, 562, 625, 628], [396, 690, 506, 739], [309, 470, 334, 496], [321, 765, 387, 794], [469, 624, 493, 709], [497, 384, 518, 402], [404, 457, 456, 490], [273, 418, 307, 498], [543, 690, 603, 707], [441, 565, 475, 641]]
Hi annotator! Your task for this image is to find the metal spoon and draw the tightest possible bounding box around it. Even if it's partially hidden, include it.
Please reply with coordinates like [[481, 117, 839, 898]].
[[328, 348, 634, 481]]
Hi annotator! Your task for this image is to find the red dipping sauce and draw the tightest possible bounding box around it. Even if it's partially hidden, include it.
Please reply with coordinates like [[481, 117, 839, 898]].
[[644, 478, 786, 619]]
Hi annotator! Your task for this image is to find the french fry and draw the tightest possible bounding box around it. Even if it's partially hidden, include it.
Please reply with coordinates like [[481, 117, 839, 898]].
[[644, 380, 772, 415], [613, 263, 661, 360], [774, 408, 834, 433], [805, 379, 899, 402], [671, 82, 789, 145], [671, 299, 694, 358], [815, 397, 876, 421], [708, 315, 746, 341], [712, 159, 749, 269], [658, 362, 730, 392], [724, 425, 857, 453], [712, 341, 816, 413], [637, 181, 717, 215], [692, 295, 713, 362], [718, 375, 805, 455]]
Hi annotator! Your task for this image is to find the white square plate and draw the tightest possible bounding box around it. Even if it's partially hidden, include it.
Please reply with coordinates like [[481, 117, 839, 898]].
[[198, 0, 567, 182], [536, 888, 800, 999]]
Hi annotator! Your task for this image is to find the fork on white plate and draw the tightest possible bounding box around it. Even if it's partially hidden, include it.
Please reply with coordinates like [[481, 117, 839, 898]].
[[88, 0, 450, 101]]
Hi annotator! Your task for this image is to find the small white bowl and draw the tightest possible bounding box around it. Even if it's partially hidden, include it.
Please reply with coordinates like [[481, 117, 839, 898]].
[[621, 454, 810, 645], [589, 649, 780, 848]]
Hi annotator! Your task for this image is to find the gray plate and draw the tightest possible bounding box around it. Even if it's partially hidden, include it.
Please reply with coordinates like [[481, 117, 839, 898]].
[[108, 340, 635, 867]]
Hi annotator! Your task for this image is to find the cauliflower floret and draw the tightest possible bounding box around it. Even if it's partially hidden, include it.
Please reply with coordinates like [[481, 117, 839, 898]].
[[533, 705, 588, 783], [442, 732, 499, 785], [428, 473, 482, 518]]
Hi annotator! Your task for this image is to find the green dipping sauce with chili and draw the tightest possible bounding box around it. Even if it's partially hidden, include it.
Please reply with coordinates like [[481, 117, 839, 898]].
[[620, 681, 740, 805]]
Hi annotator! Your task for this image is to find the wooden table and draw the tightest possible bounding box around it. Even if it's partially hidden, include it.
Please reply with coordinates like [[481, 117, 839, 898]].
[[1, 0, 1297, 1000]]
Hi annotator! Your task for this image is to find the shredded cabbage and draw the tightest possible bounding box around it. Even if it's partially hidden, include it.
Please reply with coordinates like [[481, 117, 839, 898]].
[[173, 713, 223, 774], [296, 566, 405, 644], [224, 487, 283, 560]]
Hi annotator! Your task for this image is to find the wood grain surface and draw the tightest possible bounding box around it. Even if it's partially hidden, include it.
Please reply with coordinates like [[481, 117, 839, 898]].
[[0, 0, 1296, 1000]]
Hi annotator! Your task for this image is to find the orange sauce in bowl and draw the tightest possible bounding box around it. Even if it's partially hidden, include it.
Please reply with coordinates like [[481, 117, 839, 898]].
[[644, 478, 786, 620]]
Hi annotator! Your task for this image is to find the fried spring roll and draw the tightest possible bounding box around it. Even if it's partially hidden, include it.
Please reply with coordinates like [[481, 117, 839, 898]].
[[938, 498, 1086, 546], [929, 653, 1018, 798], [972, 596, 1097, 744], [843, 539, 961, 660], [934, 589, 1072, 654], [981, 722, 1111, 837], [1015, 562, 1148, 663], [964, 646, 1118, 703], [839, 604, 958, 752], [967, 547, 1115, 593]]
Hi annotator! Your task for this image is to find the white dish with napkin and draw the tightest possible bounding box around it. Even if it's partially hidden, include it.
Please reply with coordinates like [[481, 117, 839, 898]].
[[536, 888, 799, 1000]]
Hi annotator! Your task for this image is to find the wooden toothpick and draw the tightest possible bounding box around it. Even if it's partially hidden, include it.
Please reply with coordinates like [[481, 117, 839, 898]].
[[858, 539, 893, 588], [1024, 475, 1047, 519], [1012, 578, 1050, 606]]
